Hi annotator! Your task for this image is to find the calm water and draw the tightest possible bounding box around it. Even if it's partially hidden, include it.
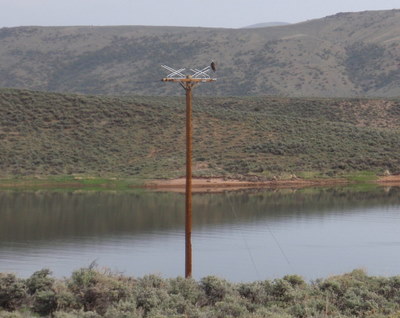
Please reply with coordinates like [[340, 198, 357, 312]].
[[1, 187, 400, 281]]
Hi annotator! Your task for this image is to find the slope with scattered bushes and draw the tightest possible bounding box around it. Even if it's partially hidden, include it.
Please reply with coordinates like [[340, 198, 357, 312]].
[[1, 88, 400, 179]]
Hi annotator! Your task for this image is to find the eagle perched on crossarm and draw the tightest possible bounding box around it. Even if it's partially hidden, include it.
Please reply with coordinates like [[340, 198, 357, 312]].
[[211, 61, 216, 72]]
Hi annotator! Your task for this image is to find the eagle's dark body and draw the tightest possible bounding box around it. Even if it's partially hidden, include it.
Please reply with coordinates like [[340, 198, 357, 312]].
[[211, 61, 216, 72]]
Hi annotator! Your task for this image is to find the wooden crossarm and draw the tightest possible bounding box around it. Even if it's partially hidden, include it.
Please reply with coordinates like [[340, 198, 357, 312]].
[[161, 78, 216, 83]]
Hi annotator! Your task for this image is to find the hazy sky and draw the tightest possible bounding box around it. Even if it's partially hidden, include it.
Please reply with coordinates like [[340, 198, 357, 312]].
[[1, 0, 399, 29]]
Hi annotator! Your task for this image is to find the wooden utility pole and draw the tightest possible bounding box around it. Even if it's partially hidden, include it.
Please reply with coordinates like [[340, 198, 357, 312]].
[[161, 66, 216, 278], [185, 78, 193, 278]]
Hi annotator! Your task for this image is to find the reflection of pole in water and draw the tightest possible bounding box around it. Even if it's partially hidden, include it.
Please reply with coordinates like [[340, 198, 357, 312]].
[[161, 65, 216, 278]]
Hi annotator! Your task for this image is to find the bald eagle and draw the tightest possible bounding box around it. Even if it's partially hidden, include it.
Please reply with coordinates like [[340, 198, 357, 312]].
[[211, 61, 216, 72]]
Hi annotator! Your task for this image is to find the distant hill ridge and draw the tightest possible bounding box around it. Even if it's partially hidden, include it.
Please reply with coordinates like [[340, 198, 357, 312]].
[[0, 9, 400, 97], [242, 22, 291, 28]]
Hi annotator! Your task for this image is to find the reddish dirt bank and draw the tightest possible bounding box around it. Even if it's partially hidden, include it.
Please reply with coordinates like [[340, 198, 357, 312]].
[[144, 177, 350, 192], [376, 175, 400, 185]]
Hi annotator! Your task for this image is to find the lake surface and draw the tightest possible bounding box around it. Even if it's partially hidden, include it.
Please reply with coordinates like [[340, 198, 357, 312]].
[[1, 186, 400, 282]]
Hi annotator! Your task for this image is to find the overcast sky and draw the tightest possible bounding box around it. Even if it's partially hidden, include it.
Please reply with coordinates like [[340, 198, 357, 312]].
[[0, 0, 399, 29]]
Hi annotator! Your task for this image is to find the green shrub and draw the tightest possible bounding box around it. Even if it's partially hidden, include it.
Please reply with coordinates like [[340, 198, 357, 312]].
[[53, 312, 78, 318], [0, 274, 27, 311], [237, 282, 265, 304], [136, 274, 165, 290], [53, 310, 101, 318], [67, 268, 131, 315], [135, 288, 166, 315], [32, 289, 58, 316], [339, 286, 387, 317], [319, 278, 343, 296], [283, 275, 305, 287], [0, 311, 25, 318], [379, 276, 400, 302], [104, 300, 139, 318], [200, 276, 232, 305], [213, 295, 248, 318], [26, 269, 55, 295], [168, 277, 203, 305], [289, 302, 307, 318], [54, 282, 79, 312], [271, 279, 296, 302], [252, 305, 293, 318]]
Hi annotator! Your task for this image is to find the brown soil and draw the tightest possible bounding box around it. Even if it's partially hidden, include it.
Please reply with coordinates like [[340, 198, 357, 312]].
[[0, 181, 85, 189], [144, 177, 350, 193], [376, 175, 400, 186]]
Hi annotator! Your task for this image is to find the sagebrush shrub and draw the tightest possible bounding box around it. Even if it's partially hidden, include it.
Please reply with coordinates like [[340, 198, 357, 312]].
[[67, 268, 132, 315], [200, 276, 232, 305], [0, 274, 27, 311], [26, 269, 55, 295]]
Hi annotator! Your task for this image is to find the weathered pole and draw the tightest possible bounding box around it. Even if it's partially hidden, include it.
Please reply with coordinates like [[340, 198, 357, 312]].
[[161, 65, 215, 278], [185, 77, 193, 278]]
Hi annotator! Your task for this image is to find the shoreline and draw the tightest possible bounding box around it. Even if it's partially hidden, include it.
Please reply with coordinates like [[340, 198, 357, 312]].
[[0, 175, 399, 191], [375, 175, 400, 186], [145, 175, 400, 192], [144, 176, 349, 192]]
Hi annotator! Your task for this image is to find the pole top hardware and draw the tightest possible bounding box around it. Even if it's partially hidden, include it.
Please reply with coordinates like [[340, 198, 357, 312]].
[[161, 65, 217, 83]]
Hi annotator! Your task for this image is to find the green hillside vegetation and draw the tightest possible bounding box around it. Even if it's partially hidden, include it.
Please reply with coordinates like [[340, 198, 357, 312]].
[[2, 268, 400, 317], [0, 9, 400, 97], [1, 88, 400, 180]]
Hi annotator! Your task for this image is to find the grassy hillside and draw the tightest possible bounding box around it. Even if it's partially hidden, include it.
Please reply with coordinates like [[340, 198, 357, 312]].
[[1, 88, 400, 179], [0, 9, 400, 97]]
